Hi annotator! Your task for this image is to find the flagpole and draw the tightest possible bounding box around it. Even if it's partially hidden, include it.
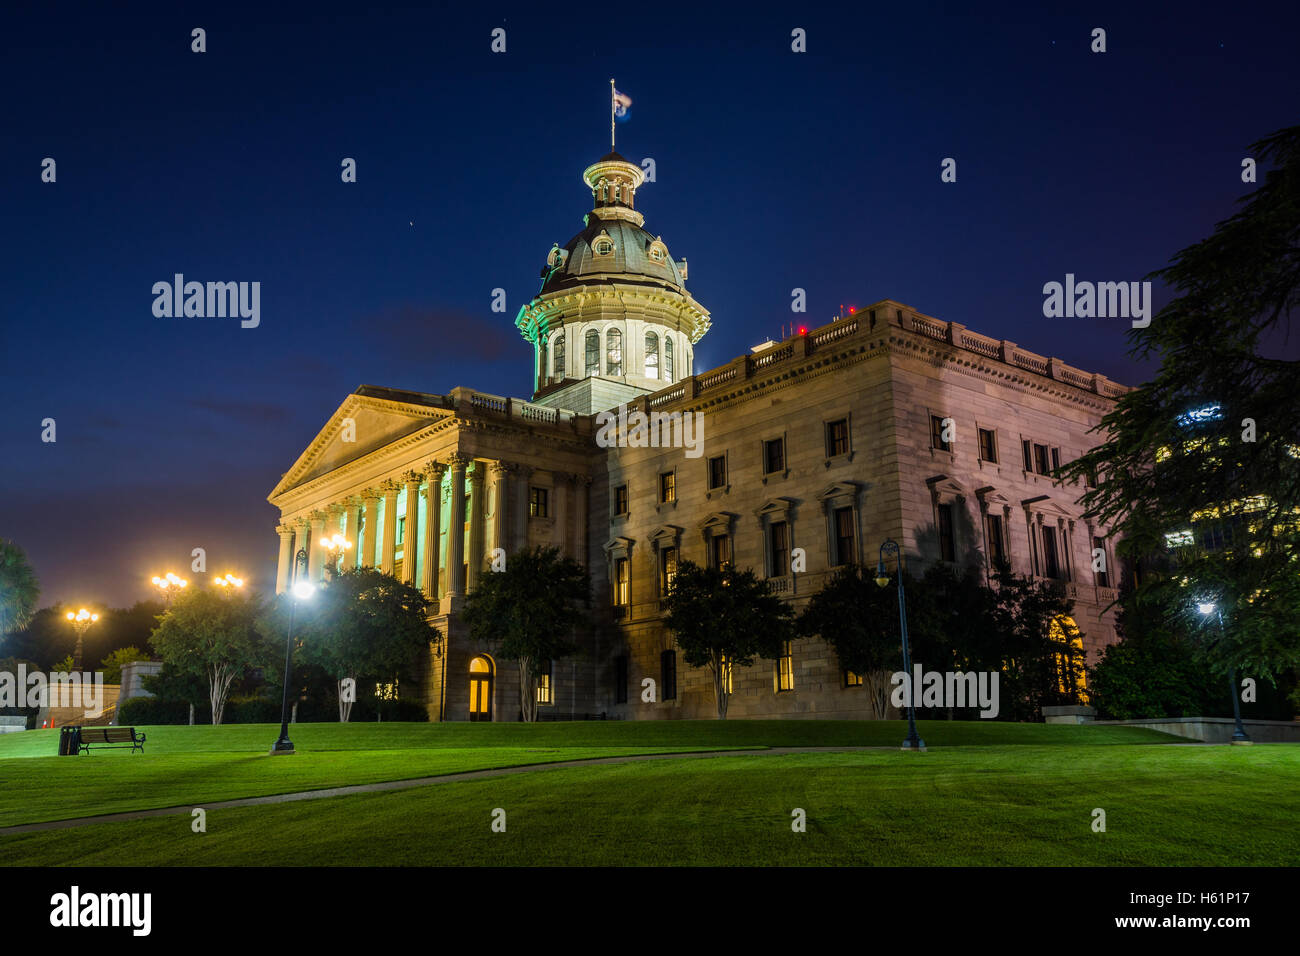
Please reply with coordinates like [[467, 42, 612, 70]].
[[610, 78, 615, 151]]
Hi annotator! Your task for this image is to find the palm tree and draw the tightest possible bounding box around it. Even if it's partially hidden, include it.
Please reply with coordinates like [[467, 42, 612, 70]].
[[0, 540, 40, 636]]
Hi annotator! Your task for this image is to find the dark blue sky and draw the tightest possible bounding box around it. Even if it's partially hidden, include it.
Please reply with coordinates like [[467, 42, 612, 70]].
[[2, 1, 1297, 608]]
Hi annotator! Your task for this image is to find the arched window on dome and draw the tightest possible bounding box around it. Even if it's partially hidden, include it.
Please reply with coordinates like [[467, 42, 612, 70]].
[[593, 231, 614, 257], [585, 330, 600, 377], [664, 336, 674, 382], [552, 331, 565, 379], [644, 331, 659, 379], [606, 328, 623, 376], [648, 239, 668, 264]]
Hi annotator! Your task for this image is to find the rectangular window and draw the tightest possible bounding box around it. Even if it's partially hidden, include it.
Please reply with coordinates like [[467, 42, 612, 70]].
[[719, 654, 733, 694], [833, 507, 855, 566], [930, 414, 952, 452], [659, 471, 675, 503], [1034, 443, 1050, 475], [937, 503, 956, 562], [826, 419, 849, 457], [1022, 439, 1034, 472], [763, 437, 785, 474], [614, 484, 628, 516], [986, 513, 1007, 569], [536, 660, 553, 705], [1093, 536, 1110, 588], [776, 640, 794, 692], [844, 670, 864, 688], [1085, 463, 1098, 489], [708, 455, 727, 489], [660, 546, 677, 596], [978, 428, 998, 463], [529, 487, 548, 518], [614, 656, 628, 704], [660, 650, 677, 700], [709, 534, 731, 570], [396, 515, 406, 546], [1041, 527, 1061, 580], [768, 520, 790, 578], [613, 557, 629, 605], [1051, 447, 1061, 474]]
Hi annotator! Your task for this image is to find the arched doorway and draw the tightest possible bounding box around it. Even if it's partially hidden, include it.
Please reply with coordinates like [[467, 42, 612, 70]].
[[469, 655, 494, 721]]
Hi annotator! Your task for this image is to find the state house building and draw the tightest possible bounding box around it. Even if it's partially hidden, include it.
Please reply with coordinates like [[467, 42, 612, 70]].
[[268, 150, 1127, 721]]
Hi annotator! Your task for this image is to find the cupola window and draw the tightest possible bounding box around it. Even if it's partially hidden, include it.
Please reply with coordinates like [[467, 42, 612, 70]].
[[585, 330, 600, 376], [552, 331, 565, 378], [606, 328, 623, 376], [664, 337, 674, 382], [593, 231, 615, 257], [645, 331, 659, 379], [648, 238, 668, 264]]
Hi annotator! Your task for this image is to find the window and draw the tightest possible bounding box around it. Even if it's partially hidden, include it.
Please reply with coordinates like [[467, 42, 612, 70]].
[[768, 520, 790, 578], [529, 487, 548, 518], [709, 534, 731, 570], [708, 455, 727, 489], [1093, 536, 1110, 588], [613, 557, 629, 605], [763, 437, 785, 474], [1041, 526, 1062, 580], [396, 516, 406, 546], [594, 234, 614, 256], [606, 328, 623, 376], [937, 503, 956, 562], [552, 332, 565, 377], [1034, 443, 1050, 475], [648, 240, 667, 263], [978, 428, 998, 463], [719, 654, 733, 694], [660, 650, 677, 700], [826, 418, 849, 457], [844, 670, 864, 688], [931, 415, 952, 452], [659, 471, 675, 504], [986, 513, 1007, 569], [1022, 439, 1033, 472], [664, 337, 674, 381], [1085, 463, 1098, 489], [1051, 447, 1061, 474], [614, 656, 628, 704], [614, 483, 629, 515], [585, 330, 600, 376], [833, 507, 855, 565], [536, 660, 553, 704], [660, 546, 677, 596], [644, 331, 659, 378], [776, 641, 794, 692]]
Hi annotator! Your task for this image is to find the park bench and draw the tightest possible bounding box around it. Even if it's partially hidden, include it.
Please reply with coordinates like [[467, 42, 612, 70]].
[[75, 726, 146, 754]]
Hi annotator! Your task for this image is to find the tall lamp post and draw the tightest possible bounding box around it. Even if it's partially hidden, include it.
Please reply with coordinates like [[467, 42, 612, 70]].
[[151, 572, 189, 606], [64, 608, 100, 671], [320, 534, 352, 577], [1196, 601, 1251, 745], [271, 550, 313, 755], [875, 539, 926, 752]]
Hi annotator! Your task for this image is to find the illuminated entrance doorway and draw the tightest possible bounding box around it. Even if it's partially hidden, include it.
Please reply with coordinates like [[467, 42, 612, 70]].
[[1049, 615, 1088, 701], [469, 656, 494, 721]]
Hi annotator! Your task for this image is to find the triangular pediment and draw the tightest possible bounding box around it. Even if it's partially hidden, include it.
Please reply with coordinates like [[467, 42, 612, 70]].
[[976, 486, 1012, 507], [269, 386, 454, 501], [1022, 494, 1075, 519], [700, 512, 736, 533], [649, 525, 683, 545], [755, 496, 796, 518], [926, 474, 970, 498], [817, 481, 861, 501]]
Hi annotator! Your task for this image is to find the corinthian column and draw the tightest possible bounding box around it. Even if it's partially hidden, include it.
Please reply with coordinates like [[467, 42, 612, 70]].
[[275, 525, 294, 595], [446, 454, 468, 597], [307, 511, 327, 581], [490, 462, 512, 558], [380, 480, 399, 575], [360, 491, 380, 568], [467, 461, 486, 590], [402, 471, 421, 585], [341, 498, 363, 572], [422, 461, 445, 600]]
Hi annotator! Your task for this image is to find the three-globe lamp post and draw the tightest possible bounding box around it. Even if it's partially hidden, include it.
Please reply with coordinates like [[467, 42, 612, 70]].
[[64, 608, 99, 671], [271, 549, 314, 755], [874, 539, 926, 752]]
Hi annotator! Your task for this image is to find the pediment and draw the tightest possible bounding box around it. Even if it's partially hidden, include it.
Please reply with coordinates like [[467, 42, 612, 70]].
[[269, 387, 454, 500], [926, 474, 970, 498], [1022, 494, 1075, 519], [699, 512, 736, 533], [755, 496, 796, 518], [817, 481, 861, 501], [649, 525, 683, 545], [975, 486, 1012, 507]]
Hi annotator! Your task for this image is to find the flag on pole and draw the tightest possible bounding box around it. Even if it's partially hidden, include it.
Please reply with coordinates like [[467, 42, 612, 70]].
[[613, 88, 632, 121]]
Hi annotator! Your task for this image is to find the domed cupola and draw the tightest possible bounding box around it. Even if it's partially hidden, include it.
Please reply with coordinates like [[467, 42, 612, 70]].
[[517, 150, 712, 410]]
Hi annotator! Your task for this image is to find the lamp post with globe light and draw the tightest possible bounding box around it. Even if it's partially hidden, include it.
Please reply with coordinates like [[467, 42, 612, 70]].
[[319, 534, 352, 578], [1196, 601, 1251, 745], [875, 539, 925, 752], [64, 608, 99, 670], [212, 573, 245, 590], [271, 550, 313, 755], [151, 572, 188, 605]]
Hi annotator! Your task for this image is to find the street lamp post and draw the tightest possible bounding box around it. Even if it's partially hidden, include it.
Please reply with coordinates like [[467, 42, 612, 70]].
[[875, 539, 926, 752], [271, 550, 313, 755], [64, 608, 100, 671], [1196, 602, 1251, 745], [151, 572, 189, 606], [213, 573, 245, 590], [319, 534, 352, 578]]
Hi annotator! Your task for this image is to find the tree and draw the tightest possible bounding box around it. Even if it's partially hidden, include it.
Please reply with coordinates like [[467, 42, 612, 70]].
[[663, 560, 795, 719], [1060, 125, 1300, 682], [149, 587, 263, 724], [290, 567, 438, 721], [52, 654, 75, 673], [100, 646, 151, 684], [989, 569, 1088, 721], [462, 547, 589, 723], [0, 540, 39, 636]]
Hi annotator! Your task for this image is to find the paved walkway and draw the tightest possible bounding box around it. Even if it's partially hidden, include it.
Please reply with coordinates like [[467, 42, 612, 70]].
[[0, 746, 885, 835]]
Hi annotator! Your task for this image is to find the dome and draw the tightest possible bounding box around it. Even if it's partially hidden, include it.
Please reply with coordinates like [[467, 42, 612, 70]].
[[538, 218, 687, 296]]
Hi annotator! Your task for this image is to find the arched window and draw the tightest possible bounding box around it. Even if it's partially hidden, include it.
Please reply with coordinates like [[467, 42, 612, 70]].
[[593, 230, 614, 257], [648, 238, 668, 263], [664, 336, 674, 381], [585, 330, 600, 376], [606, 328, 623, 376], [552, 331, 565, 378], [644, 331, 659, 379]]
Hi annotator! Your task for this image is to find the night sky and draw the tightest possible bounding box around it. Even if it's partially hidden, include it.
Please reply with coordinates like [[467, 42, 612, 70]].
[[3, 2, 1297, 609]]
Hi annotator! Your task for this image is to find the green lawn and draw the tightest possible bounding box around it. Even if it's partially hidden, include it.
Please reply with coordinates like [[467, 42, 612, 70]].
[[4, 743, 1295, 866]]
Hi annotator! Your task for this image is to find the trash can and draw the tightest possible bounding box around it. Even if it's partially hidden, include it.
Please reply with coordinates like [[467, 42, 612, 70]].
[[58, 726, 80, 756]]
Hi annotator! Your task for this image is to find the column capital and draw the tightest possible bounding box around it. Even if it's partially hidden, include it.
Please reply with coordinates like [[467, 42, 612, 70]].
[[276, 524, 294, 538], [379, 479, 401, 495], [327, 502, 346, 517], [489, 460, 513, 479], [309, 510, 328, 525], [425, 460, 447, 479], [447, 453, 471, 470], [361, 488, 382, 503], [402, 469, 423, 486], [468, 460, 487, 483]]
